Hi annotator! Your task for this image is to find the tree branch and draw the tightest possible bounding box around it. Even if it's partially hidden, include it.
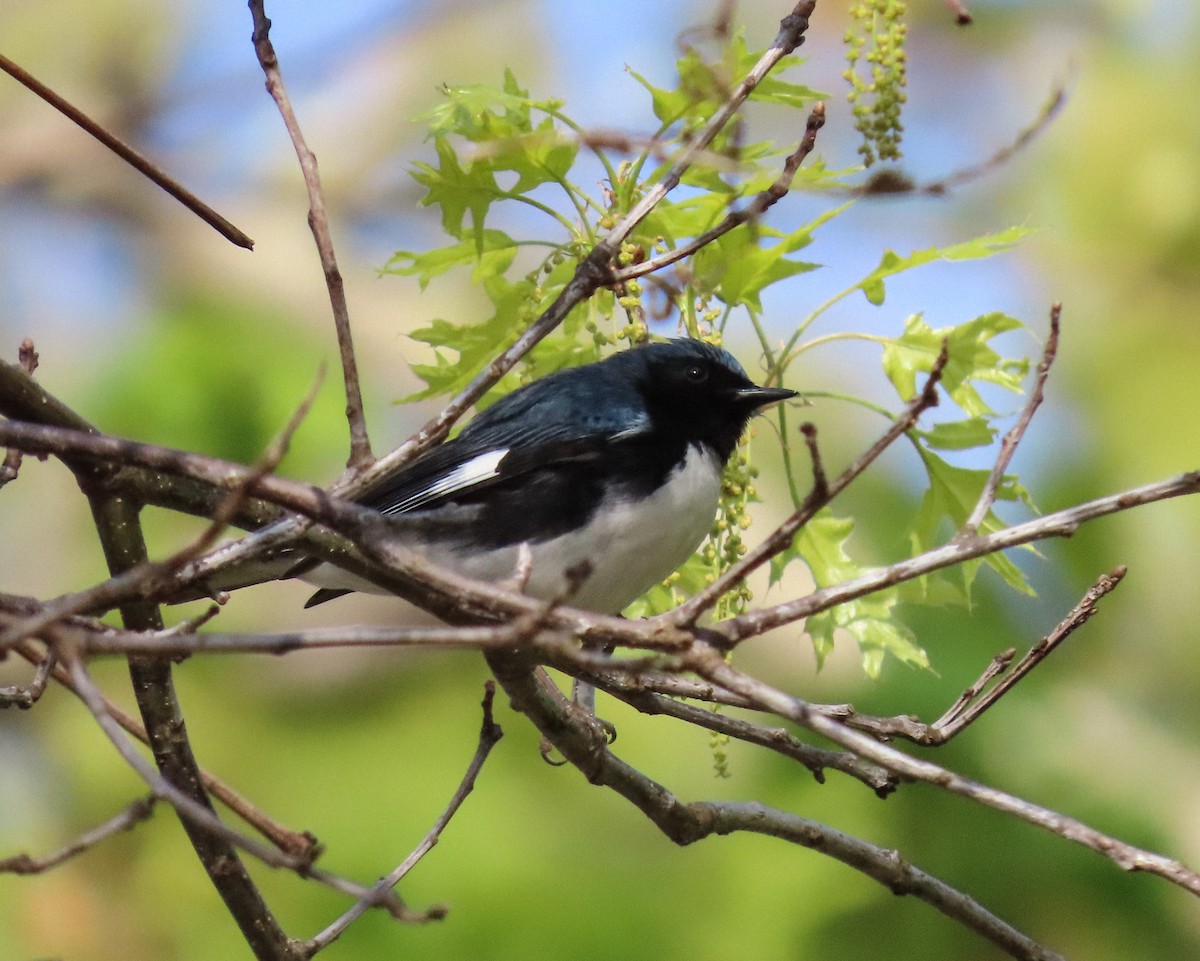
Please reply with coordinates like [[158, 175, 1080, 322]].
[[926, 565, 1126, 742], [612, 101, 826, 283], [62, 649, 421, 919], [486, 650, 1062, 960], [247, 1, 372, 470], [8, 634, 318, 858], [961, 303, 1060, 536], [720, 469, 1200, 644], [0, 795, 158, 875], [83, 492, 301, 959], [587, 671, 897, 794], [0, 54, 253, 248], [696, 652, 1200, 896], [304, 682, 504, 955]]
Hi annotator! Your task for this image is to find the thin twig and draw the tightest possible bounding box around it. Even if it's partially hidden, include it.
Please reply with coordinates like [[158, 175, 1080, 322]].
[[961, 304, 1060, 536], [304, 682, 504, 954], [613, 102, 826, 283], [0, 645, 54, 708], [12, 637, 318, 858], [61, 650, 423, 918], [720, 468, 1200, 644], [928, 566, 1126, 740], [486, 651, 1062, 961], [0, 374, 322, 651], [697, 652, 1200, 896], [688, 566, 1122, 773], [0, 54, 253, 248], [0, 795, 157, 874], [68, 621, 523, 656], [589, 674, 898, 794], [861, 79, 1065, 198], [248, 2, 372, 470], [0, 339, 39, 490]]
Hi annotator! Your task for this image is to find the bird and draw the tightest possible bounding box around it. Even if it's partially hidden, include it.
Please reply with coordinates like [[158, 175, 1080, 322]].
[[210, 339, 795, 614]]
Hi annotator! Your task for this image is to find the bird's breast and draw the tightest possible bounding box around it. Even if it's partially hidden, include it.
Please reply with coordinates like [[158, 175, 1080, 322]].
[[432, 443, 724, 612]]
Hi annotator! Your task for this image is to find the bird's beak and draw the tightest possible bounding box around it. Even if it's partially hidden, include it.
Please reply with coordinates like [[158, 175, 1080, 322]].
[[729, 385, 798, 409]]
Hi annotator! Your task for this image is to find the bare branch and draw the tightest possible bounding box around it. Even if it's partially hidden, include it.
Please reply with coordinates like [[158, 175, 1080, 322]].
[[612, 102, 827, 283], [783, 568, 1128, 748], [0, 420, 663, 650], [0, 376, 321, 651], [61, 650, 423, 920], [84, 483, 303, 959], [697, 653, 1200, 896], [860, 78, 1065, 198], [304, 682, 504, 954], [1, 795, 157, 874], [589, 673, 898, 795], [0, 644, 54, 708], [927, 566, 1126, 741], [0, 54, 253, 248], [247, 2, 372, 470], [721, 469, 1200, 644], [961, 304, 1060, 536], [0, 417, 1196, 667], [486, 651, 1063, 960], [11, 636, 318, 859]]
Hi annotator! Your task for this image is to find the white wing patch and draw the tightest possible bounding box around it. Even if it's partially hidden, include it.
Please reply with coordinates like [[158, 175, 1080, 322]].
[[382, 448, 508, 515]]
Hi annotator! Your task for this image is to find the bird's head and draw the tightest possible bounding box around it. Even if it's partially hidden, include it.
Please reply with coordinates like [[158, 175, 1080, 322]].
[[625, 340, 797, 460]]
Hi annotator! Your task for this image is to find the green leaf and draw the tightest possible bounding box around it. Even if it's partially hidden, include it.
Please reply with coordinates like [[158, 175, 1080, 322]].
[[626, 66, 695, 126], [750, 72, 826, 108], [856, 226, 1032, 306], [385, 229, 519, 289], [909, 446, 1037, 599], [693, 223, 820, 310], [916, 417, 997, 451], [417, 70, 536, 141], [629, 31, 823, 129], [882, 312, 1030, 416], [773, 509, 929, 675], [410, 136, 501, 241], [403, 273, 537, 401]]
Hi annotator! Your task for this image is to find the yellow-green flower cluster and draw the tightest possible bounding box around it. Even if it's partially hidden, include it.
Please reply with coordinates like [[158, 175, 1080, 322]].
[[703, 435, 758, 621], [844, 0, 908, 166]]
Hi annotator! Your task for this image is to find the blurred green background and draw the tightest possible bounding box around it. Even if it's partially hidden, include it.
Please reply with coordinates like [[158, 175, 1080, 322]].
[[2, 1, 1199, 959]]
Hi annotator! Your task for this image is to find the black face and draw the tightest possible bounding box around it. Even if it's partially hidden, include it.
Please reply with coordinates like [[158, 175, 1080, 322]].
[[634, 341, 796, 461]]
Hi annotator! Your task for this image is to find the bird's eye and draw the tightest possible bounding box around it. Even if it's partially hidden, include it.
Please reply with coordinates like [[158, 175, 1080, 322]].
[[684, 364, 708, 384]]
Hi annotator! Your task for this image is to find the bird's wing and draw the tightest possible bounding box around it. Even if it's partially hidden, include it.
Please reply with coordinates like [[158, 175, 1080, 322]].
[[356, 420, 648, 517]]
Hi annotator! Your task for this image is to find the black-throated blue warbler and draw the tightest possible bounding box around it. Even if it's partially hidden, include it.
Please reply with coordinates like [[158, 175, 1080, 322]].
[[220, 339, 795, 614]]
